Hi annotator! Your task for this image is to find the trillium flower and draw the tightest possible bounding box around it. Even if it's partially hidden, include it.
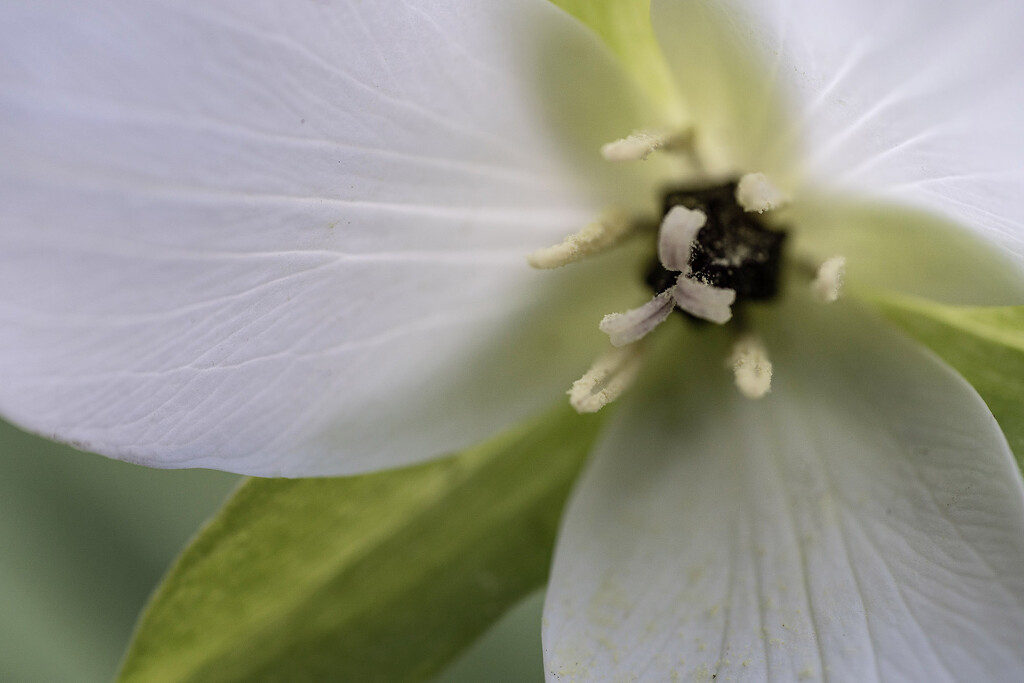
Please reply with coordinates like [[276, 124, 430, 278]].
[[3, 0, 1024, 680]]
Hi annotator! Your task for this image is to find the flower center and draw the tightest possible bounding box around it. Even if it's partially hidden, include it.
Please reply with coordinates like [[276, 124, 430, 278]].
[[528, 129, 845, 412], [646, 180, 788, 310]]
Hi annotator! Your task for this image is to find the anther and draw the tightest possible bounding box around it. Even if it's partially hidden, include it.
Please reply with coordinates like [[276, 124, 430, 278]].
[[599, 290, 675, 347], [811, 256, 846, 302], [601, 130, 668, 162], [527, 209, 633, 269], [600, 129, 689, 162], [729, 334, 773, 399], [735, 172, 786, 213], [569, 345, 644, 413]]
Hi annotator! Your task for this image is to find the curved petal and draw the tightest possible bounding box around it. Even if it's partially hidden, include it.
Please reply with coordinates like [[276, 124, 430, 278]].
[[653, 0, 1024, 266], [0, 0, 660, 475], [543, 303, 1024, 681]]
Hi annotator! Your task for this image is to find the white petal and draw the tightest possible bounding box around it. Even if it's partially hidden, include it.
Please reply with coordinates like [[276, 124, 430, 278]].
[[654, 0, 1024, 265], [544, 304, 1024, 681], [0, 0, 658, 475]]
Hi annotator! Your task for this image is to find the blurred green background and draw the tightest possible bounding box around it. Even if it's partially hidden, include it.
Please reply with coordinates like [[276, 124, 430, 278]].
[[0, 418, 544, 682]]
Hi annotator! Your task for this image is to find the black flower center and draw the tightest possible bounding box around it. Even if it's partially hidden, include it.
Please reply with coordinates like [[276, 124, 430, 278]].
[[646, 180, 788, 305]]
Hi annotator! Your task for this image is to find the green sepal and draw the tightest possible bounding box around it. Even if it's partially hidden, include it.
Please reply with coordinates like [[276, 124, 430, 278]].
[[874, 293, 1024, 468], [787, 198, 1024, 305], [548, 0, 681, 117], [117, 404, 604, 683]]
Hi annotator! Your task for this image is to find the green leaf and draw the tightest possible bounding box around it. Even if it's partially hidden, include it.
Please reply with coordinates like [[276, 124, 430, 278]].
[[874, 293, 1024, 467], [117, 404, 604, 683], [547, 0, 681, 117]]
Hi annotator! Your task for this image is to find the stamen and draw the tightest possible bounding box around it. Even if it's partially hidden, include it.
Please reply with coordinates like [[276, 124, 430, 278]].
[[599, 290, 675, 347], [569, 345, 644, 414], [658, 206, 707, 272], [672, 275, 736, 324], [600, 129, 681, 162], [735, 172, 786, 213], [730, 335, 773, 399], [811, 256, 846, 302], [527, 209, 632, 269]]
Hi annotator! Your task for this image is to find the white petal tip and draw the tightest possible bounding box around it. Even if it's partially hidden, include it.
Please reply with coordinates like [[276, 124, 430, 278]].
[[736, 172, 786, 213], [812, 256, 847, 302], [731, 336, 772, 399]]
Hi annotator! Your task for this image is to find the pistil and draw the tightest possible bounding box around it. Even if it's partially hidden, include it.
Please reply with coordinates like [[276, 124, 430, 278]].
[[662, 181, 787, 301]]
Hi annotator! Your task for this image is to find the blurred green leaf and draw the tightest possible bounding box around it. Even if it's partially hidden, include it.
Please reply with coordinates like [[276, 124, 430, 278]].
[[435, 591, 546, 683], [875, 294, 1024, 467], [0, 419, 237, 683], [118, 404, 603, 683]]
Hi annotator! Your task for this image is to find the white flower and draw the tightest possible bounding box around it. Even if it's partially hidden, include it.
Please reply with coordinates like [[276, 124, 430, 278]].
[[3, 0, 1024, 680]]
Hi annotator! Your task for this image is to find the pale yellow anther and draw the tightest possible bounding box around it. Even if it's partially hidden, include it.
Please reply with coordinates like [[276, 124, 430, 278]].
[[730, 335, 773, 399], [527, 209, 633, 269], [569, 345, 644, 414], [601, 130, 669, 162], [812, 256, 846, 302], [735, 172, 787, 213]]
